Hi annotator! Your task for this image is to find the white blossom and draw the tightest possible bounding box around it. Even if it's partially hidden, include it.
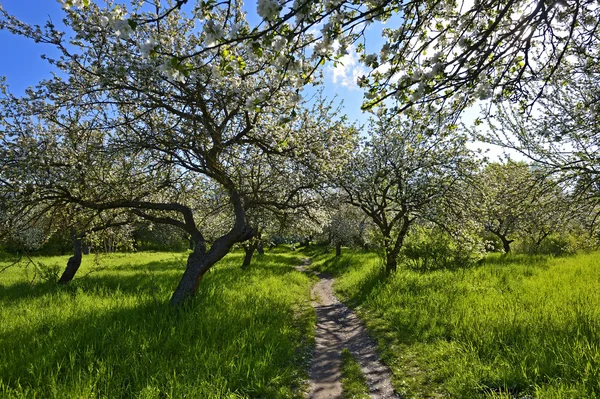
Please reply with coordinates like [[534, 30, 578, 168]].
[[364, 54, 378, 67], [113, 19, 133, 39], [99, 15, 110, 28], [272, 36, 288, 52], [139, 38, 156, 58], [475, 83, 492, 100], [204, 20, 224, 46], [257, 0, 281, 22]]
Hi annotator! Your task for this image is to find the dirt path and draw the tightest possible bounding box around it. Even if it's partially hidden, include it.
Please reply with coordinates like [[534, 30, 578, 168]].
[[297, 259, 399, 399]]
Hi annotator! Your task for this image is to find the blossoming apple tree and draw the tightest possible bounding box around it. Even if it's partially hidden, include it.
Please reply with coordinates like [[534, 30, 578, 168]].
[[340, 109, 474, 273], [0, 1, 355, 305]]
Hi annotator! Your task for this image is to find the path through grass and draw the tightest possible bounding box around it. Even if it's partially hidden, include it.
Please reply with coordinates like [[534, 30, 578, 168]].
[[308, 247, 600, 398], [0, 249, 314, 398]]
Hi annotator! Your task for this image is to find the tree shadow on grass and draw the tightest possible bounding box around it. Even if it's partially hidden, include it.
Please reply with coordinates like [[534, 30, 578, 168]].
[[0, 288, 310, 399], [0, 250, 316, 398], [0, 251, 307, 306]]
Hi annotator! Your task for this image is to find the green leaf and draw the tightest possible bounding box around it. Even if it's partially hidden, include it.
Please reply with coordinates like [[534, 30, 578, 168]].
[[127, 19, 138, 31]]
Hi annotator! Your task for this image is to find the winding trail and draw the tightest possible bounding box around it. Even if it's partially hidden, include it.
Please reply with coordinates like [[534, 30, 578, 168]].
[[296, 259, 399, 399]]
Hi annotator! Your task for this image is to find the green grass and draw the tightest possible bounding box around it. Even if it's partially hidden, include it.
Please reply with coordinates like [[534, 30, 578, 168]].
[[309, 248, 600, 398], [340, 348, 369, 399], [0, 250, 314, 398]]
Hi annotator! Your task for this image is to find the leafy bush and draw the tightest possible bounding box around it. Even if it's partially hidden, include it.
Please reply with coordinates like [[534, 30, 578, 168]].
[[32, 260, 62, 283], [400, 225, 483, 270]]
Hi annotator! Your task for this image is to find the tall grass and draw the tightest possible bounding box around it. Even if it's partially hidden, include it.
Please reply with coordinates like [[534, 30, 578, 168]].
[[340, 348, 369, 399], [0, 250, 314, 398], [312, 248, 600, 398]]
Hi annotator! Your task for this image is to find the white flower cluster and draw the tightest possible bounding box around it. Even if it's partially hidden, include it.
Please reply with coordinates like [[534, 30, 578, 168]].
[[410, 82, 427, 102], [95, 7, 133, 38], [58, 0, 87, 10], [139, 38, 157, 59], [245, 89, 270, 111], [257, 0, 281, 22], [474, 82, 492, 100], [204, 20, 225, 47], [113, 19, 133, 39], [364, 54, 378, 67], [159, 61, 186, 83]]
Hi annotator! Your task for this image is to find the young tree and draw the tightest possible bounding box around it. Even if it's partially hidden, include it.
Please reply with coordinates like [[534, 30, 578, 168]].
[[341, 109, 473, 273], [326, 200, 369, 256], [468, 161, 573, 253]]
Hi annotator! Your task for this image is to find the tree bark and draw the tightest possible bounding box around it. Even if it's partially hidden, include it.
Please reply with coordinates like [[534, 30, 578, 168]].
[[385, 249, 398, 274], [169, 241, 211, 306], [169, 226, 254, 306], [58, 235, 83, 284], [242, 241, 258, 269], [490, 231, 514, 254], [335, 242, 342, 257], [384, 215, 411, 274], [500, 236, 514, 253]]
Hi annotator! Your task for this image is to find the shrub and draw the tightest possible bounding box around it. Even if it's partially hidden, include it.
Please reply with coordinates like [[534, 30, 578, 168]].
[[400, 225, 483, 271]]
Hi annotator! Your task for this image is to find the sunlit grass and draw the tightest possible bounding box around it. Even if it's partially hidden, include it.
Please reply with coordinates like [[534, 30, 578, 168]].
[[340, 348, 369, 399], [0, 250, 314, 398], [312, 248, 600, 398]]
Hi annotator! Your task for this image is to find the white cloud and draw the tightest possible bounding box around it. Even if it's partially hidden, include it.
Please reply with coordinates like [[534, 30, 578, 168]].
[[327, 47, 367, 90]]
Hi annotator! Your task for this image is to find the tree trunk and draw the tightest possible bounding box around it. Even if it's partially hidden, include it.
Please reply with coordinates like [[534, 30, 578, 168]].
[[58, 235, 83, 284], [169, 244, 210, 306], [335, 242, 342, 257], [169, 226, 254, 306], [384, 215, 411, 274], [242, 242, 258, 269], [499, 235, 514, 254], [385, 250, 398, 274]]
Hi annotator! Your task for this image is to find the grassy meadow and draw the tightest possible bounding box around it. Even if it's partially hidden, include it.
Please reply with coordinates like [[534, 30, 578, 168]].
[[307, 247, 600, 398], [0, 249, 314, 398]]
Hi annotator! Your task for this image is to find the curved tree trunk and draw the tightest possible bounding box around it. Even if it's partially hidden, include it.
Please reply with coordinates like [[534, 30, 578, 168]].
[[170, 226, 254, 306], [384, 215, 411, 274], [169, 243, 211, 306], [500, 236, 514, 254], [58, 235, 83, 284]]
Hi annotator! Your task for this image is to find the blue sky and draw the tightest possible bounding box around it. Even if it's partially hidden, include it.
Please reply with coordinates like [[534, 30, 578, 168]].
[[0, 1, 66, 93], [0, 0, 375, 126]]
